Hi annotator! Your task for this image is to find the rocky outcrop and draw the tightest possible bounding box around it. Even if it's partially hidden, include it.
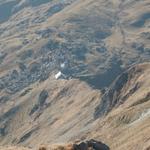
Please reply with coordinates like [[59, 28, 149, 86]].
[[94, 63, 150, 118], [29, 90, 48, 116], [73, 139, 109, 150], [94, 71, 129, 118], [39, 139, 109, 150]]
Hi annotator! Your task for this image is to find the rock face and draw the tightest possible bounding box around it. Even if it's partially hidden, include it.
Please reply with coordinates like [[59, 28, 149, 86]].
[[73, 139, 109, 150], [29, 89, 48, 116], [94, 63, 150, 118], [38, 139, 109, 150]]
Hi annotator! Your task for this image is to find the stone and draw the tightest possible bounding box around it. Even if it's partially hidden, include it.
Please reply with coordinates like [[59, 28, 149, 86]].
[[73, 139, 109, 150], [87, 139, 109, 150]]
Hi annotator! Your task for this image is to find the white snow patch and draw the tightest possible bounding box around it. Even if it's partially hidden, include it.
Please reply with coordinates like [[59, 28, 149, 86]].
[[60, 63, 65, 69], [129, 109, 150, 126]]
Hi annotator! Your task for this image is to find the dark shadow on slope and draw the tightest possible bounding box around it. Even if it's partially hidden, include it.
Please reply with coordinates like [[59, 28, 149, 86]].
[[94, 63, 148, 119], [0, 0, 53, 23], [0, 1, 17, 23], [79, 60, 123, 89], [0, 106, 19, 122], [94, 71, 129, 119], [30, 0, 52, 7], [17, 128, 38, 144], [0, 124, 7, 136], [47, 3, 66, 17], [131, 12, 150, 27]]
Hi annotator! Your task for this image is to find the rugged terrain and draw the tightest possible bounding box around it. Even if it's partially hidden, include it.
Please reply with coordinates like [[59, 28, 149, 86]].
[[0, 62, 150, 149], [0, 0, 150, 150]]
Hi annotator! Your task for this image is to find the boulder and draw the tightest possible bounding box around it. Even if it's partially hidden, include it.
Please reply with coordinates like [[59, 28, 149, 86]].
[[73, 139, 109, 150], [87, 139, 109, 150], [38, 139, 109, 150], [73, 142, 88, 150]]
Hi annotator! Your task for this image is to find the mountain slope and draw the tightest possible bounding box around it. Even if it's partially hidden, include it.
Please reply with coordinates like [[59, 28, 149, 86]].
[[85, 63, 150, 150], [0, 78, 101, 147], [0, 0, 150, 150], [0, 0, 150, 91], [95, 63, 150, 118], [0, 62, 150, 150]]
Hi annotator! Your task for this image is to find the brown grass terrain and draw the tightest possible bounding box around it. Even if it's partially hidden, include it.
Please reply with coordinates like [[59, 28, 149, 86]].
[[0, 63, 149, 150], [0, 0, 150, 150], [0, 146, 31, 150], [85, 63, 150, 150]]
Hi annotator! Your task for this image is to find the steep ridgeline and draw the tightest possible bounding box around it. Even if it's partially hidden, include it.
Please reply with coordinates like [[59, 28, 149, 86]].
[[84, 63, 150, 150], [95, 63, 150, 118]]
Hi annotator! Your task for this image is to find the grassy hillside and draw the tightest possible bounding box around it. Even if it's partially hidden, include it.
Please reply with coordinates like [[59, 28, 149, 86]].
[[0, 0, 150, 150]]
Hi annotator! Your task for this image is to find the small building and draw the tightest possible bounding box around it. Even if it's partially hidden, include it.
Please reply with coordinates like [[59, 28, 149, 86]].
[[55, 71, 66, 79]]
